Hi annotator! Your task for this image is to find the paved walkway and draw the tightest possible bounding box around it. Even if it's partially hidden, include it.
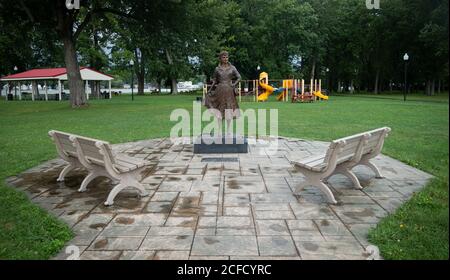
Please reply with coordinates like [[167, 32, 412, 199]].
[[6, 137, 433, 260]]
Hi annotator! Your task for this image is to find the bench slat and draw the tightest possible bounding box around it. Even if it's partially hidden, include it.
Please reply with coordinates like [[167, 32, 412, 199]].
[[363, 137, 383, 153], [81, 145, 105, 161], [76, 138, 113, 165], [52, 132, 77, 153], [340, 140, 363, 155], [115, 154, 147, 166], [304, 157, 326, 167], [60, 142, 77, 153], [116, 159, 139, 169], [114, 158, 147, 172], [294, 154, 326, 165], [293, 161, 327, 172], [85, 156, 106, 167]]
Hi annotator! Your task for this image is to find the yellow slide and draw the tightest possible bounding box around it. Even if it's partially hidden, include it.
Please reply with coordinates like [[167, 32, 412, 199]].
[[257, 81, 275, 101], [276, 91, 286, 101], [313, 91, 329, 100]]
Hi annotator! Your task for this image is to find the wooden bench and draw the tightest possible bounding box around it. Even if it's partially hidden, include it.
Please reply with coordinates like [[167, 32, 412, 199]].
[[49, 130, 151, 206], [49, 130, 84, 182], [333, 127, 391, 188], [290, 127, 391, 204]]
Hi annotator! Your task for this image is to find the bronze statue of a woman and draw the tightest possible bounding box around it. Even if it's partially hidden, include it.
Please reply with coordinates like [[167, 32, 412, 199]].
[[205, 50, 241, 136]]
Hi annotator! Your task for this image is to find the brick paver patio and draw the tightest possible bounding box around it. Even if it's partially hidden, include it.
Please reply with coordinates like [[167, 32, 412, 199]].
[[6, 137, 433, 260]]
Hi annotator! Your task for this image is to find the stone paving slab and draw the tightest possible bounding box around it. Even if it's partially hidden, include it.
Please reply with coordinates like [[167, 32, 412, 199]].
[[100, 225, 150, 237], [80, 250, 122, 260], [257, 236, 298, 256], [89, 237, 144, 251], [140, 235, 194, 251], [224, 206, 251, 216], [6, 136, 433, 260], [120, 250, 155, 260], [153, 251, 191, 260], [191, 236, 259, 256], [294, 240, 367, 259]]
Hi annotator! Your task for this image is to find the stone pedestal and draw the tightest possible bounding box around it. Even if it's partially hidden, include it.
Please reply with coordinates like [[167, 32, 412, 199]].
[[194, 134, 248, 154]]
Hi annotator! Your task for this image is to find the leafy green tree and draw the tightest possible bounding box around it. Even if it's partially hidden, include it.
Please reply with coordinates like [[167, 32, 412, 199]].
[[2, 0, 132, 107]]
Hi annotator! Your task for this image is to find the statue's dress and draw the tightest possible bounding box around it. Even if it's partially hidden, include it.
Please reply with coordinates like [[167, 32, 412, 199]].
[[205, 63, 241, 120]]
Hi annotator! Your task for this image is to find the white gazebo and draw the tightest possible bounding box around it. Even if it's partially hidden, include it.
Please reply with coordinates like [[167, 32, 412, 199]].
[[0, 67, 114, 101]]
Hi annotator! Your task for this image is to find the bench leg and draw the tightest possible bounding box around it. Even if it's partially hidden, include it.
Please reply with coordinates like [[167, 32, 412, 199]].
[[105, 183, 126, 206], [360, 160, 383, 179], [295, 178, 337, 204], [295, 181, 309, 192], [338, 168, 362, 190], [78, 172, 98, 192], [57, 164, 75, 182], [104, 181, 149, 206], [133, 181, 150, 198], [316, 181, 338, 204]]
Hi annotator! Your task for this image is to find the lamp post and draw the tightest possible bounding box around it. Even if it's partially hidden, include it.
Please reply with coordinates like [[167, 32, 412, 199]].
[[326, 68, 330, 93], [403, 53, 409, 101], [130, 59, 134, 101], [13, 66, 18, 99]]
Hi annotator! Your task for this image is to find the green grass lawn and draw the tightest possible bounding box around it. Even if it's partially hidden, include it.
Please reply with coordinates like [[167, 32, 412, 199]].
[[0, 93, 448, 259], [333, 90, 450, 103]]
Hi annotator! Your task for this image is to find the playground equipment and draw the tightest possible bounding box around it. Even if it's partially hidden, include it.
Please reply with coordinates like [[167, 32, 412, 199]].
[[280, 79, 292, 101], [257, 72, 300, 102], [256, 72, 273, 101], [291, 79, 329, 103], [311, 79, 329, 100], [257, 72, 288, 102], [202, 73, 329, 103]]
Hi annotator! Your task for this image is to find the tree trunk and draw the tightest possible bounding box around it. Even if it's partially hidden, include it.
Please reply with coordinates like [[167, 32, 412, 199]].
[[94, 81, 98, 99], [31, 81, 39, 99], [137, 72, 145, 95], [89, 81, 93, 98], [90, 27, 101, 99], [88, 81, 92, 98], [135, 49, 145, 95], [157, 79, 162, 94], [170, 78, 178, 94], [56, 1, 86, 107], [425, 80, 431, 95], [62, 36, 86, 106], [431, 79, 435, 96], [327, 72, 332, 93], [374, 69, 380, 94], [165, 49, 178, 95], [310, 57, 316, 83], [90, 81, 101, 99]]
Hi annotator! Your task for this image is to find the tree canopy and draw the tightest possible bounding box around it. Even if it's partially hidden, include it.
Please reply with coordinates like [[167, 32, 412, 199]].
[[0, 0, 447, 106]]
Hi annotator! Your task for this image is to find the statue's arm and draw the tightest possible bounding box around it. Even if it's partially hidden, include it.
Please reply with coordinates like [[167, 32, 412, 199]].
[[208, 68, 219, 94], [208, 81, 216, 94], [232, 67, 241, 88]]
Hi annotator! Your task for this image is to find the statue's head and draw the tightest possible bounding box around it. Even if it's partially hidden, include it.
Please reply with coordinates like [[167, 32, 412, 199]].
[[219, 50, 229, 64]]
